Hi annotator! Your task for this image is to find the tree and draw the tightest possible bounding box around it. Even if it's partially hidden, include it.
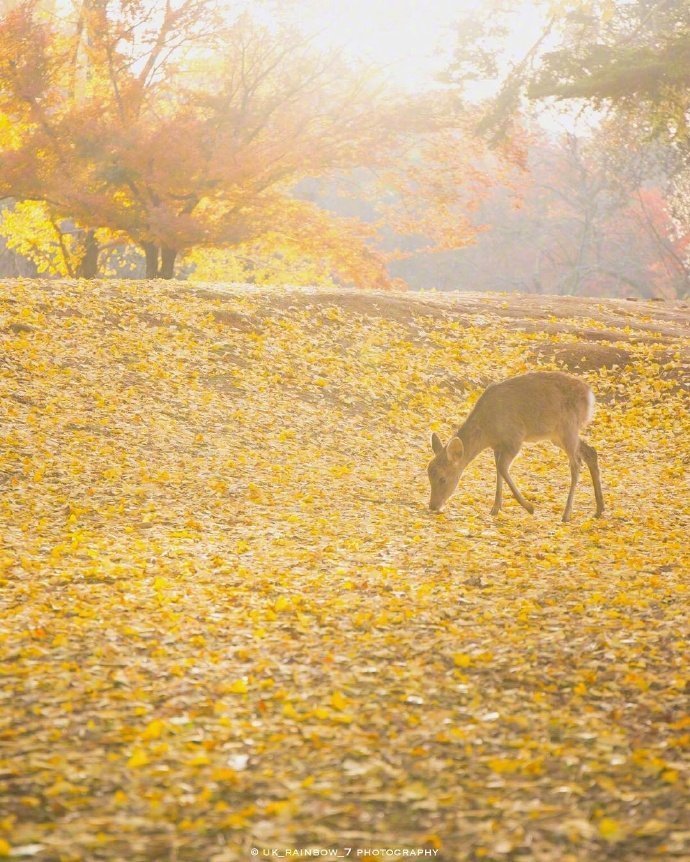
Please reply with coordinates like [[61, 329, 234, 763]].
[[439, 1, 690, 297], [2, 1, 494, 283], [450, 128, 689, 298], [447, 0, 690, 144], [528, 2, 690, 139], [0, 3, 372, 278]]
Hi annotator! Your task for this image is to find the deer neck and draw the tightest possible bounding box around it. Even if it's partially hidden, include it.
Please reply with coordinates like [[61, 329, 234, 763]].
[[456, 418, 488, 465]]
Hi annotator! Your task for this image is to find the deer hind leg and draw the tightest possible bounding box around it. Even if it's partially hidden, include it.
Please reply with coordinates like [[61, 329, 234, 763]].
[[496, 447, 534, 514], [579, 439, 604, 517], [491, 449, 504, 515]]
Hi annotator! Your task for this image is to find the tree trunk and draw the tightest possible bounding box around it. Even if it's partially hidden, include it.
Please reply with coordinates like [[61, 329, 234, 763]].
[[77, 230, 99, 279], [143, 242, 159, 278], [160, 246, 177, 279]]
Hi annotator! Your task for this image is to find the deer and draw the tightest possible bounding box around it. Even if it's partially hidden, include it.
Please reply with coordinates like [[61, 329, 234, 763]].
[[427, 371, 605, 523]]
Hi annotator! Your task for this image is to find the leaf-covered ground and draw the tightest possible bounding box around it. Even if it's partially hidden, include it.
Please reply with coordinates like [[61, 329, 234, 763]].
[[1, 279, 689, 862]]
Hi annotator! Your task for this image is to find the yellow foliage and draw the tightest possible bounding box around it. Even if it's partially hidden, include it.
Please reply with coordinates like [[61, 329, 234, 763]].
[[598, 817, 625, 843], [0, 279, 688, 861], [330, 691, 348, 711], [0, 112, 23, 150], [226, 679, 248, 694], [0, 201, 78, 276], [186, 243, 337, 288], [126, 749, 149, 769]]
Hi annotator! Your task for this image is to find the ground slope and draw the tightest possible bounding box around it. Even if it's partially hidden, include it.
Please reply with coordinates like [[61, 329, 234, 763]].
[[1, 280, 688, 862]]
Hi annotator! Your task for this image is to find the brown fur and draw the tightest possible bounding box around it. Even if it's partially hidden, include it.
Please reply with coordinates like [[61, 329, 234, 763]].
[[427, 371, 605, 522]]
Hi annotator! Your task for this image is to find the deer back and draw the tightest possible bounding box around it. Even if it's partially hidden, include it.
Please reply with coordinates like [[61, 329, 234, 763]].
[[463, 372, 594, 449]]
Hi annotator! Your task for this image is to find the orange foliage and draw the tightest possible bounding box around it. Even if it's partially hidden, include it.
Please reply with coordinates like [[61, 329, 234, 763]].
[[0, 2, 511, 283]]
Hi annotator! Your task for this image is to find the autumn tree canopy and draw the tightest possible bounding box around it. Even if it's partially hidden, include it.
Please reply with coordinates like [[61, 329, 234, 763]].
[[0, 0, 504, 284], [528, 0, 690, 138], [447, 0, 690, 144], [4, 0, 684, 296], [428, 0, 689, 299]]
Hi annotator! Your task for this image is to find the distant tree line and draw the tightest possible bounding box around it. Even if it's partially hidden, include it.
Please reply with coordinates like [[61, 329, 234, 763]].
[[1, 0, 688, 297]]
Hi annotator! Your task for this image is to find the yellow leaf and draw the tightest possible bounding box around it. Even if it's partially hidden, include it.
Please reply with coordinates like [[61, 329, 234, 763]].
[[330, 691, 348, 711], [227, 679, 248, 694], [423, 834, 442, 850], [487, 757, 520, 774], [598, 818, 624, 843], [223, 809, 253, 829], [274, 595, 290, 612], [188, 752, 210, 766], [141, 719, 166, 740], [247, 483, 265, 503], [265, 799, 293, 816], [448, 727, 468, 741], [211, 767, 238, 783], [453, 653, 472, 668], [282, 702, 300, 719], [0, 840, 10, 858], [127, 749, 149, 768], [312, 707, 330, 720]]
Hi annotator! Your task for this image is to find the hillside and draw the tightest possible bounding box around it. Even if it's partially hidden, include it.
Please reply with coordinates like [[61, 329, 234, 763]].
[[1, 279, 689, 862]]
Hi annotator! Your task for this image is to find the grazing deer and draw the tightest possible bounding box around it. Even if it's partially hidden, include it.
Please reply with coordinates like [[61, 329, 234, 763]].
[[427, 371, 605, 522]]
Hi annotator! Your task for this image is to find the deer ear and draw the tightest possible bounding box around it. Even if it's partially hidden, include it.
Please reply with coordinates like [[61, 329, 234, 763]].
[[431, 432, 444, 455], [446, 436, 464, 462]]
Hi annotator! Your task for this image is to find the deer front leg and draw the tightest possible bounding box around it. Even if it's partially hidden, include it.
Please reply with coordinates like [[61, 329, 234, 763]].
[[579, 439, 604, 517], [491, 449, 503, 515], [496, 448, 534, 514]]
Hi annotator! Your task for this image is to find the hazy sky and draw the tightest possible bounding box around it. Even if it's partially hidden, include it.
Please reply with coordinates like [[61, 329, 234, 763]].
[[283, 0, 587, 137], [40, 0, 543, 94], [286, 0, 475, 89], [286, 0, 545, 92], [41, 0, 549, 104]]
